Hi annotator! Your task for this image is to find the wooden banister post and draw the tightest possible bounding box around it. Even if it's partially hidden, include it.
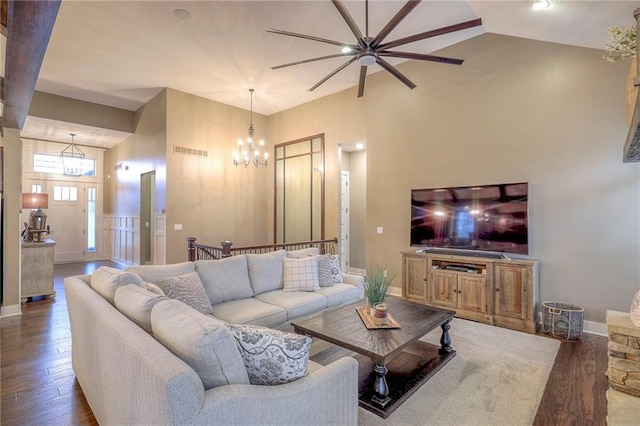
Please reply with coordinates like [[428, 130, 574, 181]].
[[187, 237, 196, 261], [221, 240, 233, 258]]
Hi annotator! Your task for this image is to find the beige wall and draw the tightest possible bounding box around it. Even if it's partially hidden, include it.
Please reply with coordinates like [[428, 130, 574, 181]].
[[104, 90, 167, 214], [267, 89, 367, 242], [269, 33, 638, 324], [164, 89, 271, 263]]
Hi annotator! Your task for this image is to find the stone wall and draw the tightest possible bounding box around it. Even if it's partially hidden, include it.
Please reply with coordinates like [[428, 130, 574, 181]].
[[607, 310, 640, 397]]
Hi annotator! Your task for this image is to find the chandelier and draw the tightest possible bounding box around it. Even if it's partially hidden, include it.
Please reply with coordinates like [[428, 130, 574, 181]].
[[233, 89, 268, 167], [60, 133, 86, 176]]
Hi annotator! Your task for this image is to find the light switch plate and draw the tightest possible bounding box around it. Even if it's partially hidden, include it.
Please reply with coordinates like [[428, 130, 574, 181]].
[[174, 224, 182, 231], [377, 227, 383, 234]]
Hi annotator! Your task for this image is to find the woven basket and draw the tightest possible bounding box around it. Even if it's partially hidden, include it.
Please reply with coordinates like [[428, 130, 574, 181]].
[[542, 301, 584, 340]]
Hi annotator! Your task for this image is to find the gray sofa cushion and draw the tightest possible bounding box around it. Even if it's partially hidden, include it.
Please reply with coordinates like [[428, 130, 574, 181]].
[[286, 247, 320, 258], [195, 256, 253, 304], [316, 283, 361, 308], [151, 299, 249, 390], [162, 272, 214, 315], [114, 284, 168, 333], [246, 250, 287, 295], [126, 262, 196, 290], [212, 298, 287, 328], [256, 290, 327, 321], [91, 266, 145, 304], [228, 324, 312, 385]]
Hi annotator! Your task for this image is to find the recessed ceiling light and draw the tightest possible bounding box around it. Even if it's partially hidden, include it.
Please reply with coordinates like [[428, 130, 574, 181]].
[[355, 143, 364, 150], [173, 9, 192, 21], [532, 0, 551, 11], [341, 46, 353, 54]]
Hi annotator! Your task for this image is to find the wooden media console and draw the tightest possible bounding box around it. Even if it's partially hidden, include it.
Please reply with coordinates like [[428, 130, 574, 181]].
[[402, 251, 540, 334]]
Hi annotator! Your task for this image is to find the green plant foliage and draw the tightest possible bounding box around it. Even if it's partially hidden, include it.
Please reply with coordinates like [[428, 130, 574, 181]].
[[364, 265, 396, 307], [604, 24, 637, 62]]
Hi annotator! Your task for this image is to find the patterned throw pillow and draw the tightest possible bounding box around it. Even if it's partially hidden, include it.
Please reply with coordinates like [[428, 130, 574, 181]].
[[162, 272, 214, 315], [282, 257, 320, 292], [227, 324, 312, 385], [318, 254, 343, 287]]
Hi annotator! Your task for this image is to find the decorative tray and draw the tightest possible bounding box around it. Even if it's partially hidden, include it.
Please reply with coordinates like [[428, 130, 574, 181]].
[[355, 306, 401, 330]]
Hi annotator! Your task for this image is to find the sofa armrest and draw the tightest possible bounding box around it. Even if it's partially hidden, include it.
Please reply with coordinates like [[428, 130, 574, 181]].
[[342, 273, 365, 298], [191, 357, 359, 425]]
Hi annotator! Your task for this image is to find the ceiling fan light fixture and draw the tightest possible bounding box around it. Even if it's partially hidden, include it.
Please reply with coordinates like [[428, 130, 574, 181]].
[[532, 0, 551, 11], [341, 46, 353, 54], [358, 53, 376, 67]]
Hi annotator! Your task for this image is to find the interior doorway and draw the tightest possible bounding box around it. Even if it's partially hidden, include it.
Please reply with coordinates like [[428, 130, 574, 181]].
[[140, 171, 155, 265], [340, 171, 350, 272]]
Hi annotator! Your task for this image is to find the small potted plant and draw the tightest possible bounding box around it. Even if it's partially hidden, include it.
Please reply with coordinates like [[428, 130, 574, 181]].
[[364, 265, 395, 316]]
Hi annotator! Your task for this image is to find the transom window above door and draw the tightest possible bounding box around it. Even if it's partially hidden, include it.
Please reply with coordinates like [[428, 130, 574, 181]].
[[33, 153, 96, 176]]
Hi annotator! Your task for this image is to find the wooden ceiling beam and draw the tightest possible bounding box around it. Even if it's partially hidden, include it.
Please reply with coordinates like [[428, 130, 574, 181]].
[[4, 0, 60, 130]]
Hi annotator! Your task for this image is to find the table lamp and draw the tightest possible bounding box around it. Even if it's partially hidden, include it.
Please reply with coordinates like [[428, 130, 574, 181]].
[[22, 193, 49, 231]]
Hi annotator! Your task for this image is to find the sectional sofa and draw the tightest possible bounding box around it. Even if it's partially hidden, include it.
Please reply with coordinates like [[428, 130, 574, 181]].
[[64, 249, 364, 425]]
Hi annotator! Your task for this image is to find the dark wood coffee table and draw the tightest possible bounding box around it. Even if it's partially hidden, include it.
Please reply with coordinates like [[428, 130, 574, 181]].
[[291, 297, 456, 418]]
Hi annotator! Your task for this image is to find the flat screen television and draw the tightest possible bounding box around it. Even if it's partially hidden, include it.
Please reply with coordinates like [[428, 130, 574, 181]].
[[410, 182, 529, 255]]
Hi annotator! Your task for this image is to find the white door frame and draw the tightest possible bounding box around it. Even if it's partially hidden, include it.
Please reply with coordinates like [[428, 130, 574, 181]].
[[340, 171, 350, 272]]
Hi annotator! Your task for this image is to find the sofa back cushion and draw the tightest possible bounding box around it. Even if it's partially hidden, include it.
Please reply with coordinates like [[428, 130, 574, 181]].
[[151, 299, 249, 390], [126, 262, 195, 290], [246, 250, 287, 295], [285, 247, 320, 258], [91, 266, 145, 304], [162, 272, 214, 315], [114, 284, 168, 333], [195, 256, 253, 305]]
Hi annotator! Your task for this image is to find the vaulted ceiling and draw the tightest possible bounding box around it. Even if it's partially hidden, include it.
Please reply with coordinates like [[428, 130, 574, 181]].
[[19, 1, 638, 147]]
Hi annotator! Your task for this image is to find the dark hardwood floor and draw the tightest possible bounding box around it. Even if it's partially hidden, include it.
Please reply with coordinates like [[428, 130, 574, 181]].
[[1, 261, 608, 425]]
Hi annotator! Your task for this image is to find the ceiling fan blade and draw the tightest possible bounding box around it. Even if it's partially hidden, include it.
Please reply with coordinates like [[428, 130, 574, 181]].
[[357, 66, 367, 98], [376, 57, 417, 89], [267, 28, 349, 48], [379, 18, 482, 50], [331, 0, 365, 46], [370, 0, 422, 48], [379, 51, 464, 65], [309, 57, 358, 92], [271, 53, 355, 70]]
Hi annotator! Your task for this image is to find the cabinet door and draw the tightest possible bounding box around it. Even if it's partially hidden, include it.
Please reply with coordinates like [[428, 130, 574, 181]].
[[429, 270, 457, 308], [404, 256, 427, 302], [494, 264, 527, 319], [458, 275, 487, 313]]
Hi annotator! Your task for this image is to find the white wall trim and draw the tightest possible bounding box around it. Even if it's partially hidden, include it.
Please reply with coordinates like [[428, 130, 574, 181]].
[[348, 267, 366, 276], [583, 320, 607, 337], [0, 304, 23, 318], [103, 213, 140, 266]]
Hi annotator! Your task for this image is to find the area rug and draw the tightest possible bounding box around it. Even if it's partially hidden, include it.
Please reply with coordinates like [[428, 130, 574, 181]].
[[308, 318, 560, 426]]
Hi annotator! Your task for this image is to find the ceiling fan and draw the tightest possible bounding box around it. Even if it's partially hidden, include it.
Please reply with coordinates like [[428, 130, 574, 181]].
[[268, 0, 482, 97]]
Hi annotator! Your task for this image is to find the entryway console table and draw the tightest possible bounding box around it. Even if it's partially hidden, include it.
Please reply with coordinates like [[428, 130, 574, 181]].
[[21, 238, 56, 303], [402, 250, 539, 333]]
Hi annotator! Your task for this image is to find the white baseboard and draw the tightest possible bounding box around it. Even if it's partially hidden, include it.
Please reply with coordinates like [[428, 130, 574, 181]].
[[583, 320, 607, 337], [389, 287, 403, 297], [0, 304, 23, 318]]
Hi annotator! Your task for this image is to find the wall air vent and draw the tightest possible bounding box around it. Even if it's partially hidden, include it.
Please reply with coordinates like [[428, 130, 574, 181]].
[[173, 145, 208, 158]]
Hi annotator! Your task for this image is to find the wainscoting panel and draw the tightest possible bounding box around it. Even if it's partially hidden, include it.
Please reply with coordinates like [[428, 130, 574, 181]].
[[103, 213, 166, 266], [103, 214, 140, 266], [154, 213, 166, 265]]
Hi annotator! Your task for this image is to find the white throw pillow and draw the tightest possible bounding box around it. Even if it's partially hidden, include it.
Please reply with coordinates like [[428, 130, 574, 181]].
[[151, 300, 249, 390], [283, 257, 320, 292], [91, 266, 145, 304], [114, 284, 168, 333], [227, 324, 311, 385], [318, 254, 343, 287], [162, 272, 214, 315]]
